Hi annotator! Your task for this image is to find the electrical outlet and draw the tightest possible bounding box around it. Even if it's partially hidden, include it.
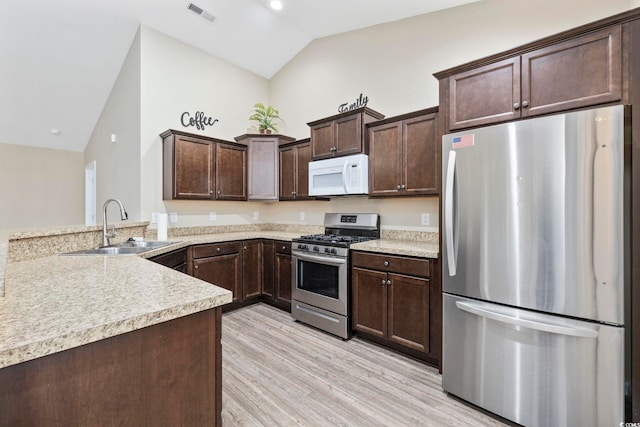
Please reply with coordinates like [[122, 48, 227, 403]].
[[210, 211, 216, 221], [253, 211, 259, 220], [151, 212, 158, 224], [299, 211, 305, 221], [169, 212, 178, 223], [421, 213, 430, 226]]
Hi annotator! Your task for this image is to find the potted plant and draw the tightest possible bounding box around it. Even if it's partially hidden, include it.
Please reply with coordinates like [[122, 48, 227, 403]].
[[249, 103, 283, 134]]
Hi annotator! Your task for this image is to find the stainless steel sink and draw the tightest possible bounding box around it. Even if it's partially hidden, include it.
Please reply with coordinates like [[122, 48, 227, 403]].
[[62, 240, 179, 256]]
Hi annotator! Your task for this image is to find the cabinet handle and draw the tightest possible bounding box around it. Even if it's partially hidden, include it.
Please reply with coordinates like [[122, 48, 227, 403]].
[[217, 190, 221, 195], [400, 184, 406, 190], [386, 279, 391, 286], [282, 246, 286, 250], [396, 184, 401, 190], [522, 100, 530, 108], [195, 265, 199, 270], [243, 246, 247, 250], [217, 247, 221, 252], [381, 279, 386, 285], [513, 102, 520, 110], [209, 190, 213, 195], [383, 261, 389, 266]]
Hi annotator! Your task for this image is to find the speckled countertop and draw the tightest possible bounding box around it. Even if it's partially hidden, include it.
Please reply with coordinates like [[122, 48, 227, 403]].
[[0, 227, 438, 369], [351, 239, 439, 258]]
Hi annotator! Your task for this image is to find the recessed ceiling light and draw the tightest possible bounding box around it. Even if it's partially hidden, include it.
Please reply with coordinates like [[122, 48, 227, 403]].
[[50, 128, 61, 135], [270, 0, 283, 11]]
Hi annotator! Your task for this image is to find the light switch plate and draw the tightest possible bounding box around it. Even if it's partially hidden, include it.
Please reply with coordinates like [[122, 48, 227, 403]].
[[299, 211, 305, 221], [169, 212, 178, 223], [253, 211, 259, 220], [151, 212, 158, 224], [210, 211, 216, 221], [421, 213, 430, 226]]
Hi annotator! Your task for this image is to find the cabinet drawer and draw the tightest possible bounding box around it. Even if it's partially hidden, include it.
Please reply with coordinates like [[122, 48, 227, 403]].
[[192, 241, 241, 259], [149, 248, 187, 269], [275, 241, 291, 255], [352, 251, 430, 278]]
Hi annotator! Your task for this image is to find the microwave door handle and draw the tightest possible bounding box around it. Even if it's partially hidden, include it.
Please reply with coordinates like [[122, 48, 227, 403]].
[[342, 159, 349, 193], [455, 301, 599, 339], [444, 151, 457, 276]]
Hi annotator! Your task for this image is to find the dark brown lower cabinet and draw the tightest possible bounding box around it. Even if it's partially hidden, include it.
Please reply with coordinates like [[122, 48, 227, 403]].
[[188, 239, 291, 312], [242, 239, 263, 300], [191, 242, 242, 304], [274, 241, 292, 310], [0, 308, 222, 427], [148, 247, 188, 273], [352, 251, 436, 364]]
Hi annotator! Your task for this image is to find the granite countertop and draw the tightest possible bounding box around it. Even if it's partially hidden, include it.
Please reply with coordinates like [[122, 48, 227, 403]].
[[0, 228, 438, 369], [351, 238, 439, 259]]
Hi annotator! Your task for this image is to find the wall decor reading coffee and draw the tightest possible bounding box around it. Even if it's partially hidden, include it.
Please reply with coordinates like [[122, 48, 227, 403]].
[[338, 93, 368, 113], [181, 111, 219, 131]]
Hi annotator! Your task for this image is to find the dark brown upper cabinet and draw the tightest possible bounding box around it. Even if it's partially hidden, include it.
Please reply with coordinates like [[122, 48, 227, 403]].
[[307, 107, 384, 160], [368, 108, 439, 197], [279, 138, 313, 201], [161, 129, 247, 201], [235, 134, 295, 201], [438, 25, 623, 132]]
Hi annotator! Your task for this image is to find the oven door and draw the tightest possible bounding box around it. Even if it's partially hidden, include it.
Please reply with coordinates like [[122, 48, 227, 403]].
[[292, 251, 348, 315]]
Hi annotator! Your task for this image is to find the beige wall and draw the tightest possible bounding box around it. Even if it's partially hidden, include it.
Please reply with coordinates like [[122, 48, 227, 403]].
[[85, 29, 142, 224], [139, 26, 272, 226], [0, 143, 83, 230]]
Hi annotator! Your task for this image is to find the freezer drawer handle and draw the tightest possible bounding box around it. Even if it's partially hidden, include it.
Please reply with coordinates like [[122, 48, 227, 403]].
[[455, 301, 599, 338]]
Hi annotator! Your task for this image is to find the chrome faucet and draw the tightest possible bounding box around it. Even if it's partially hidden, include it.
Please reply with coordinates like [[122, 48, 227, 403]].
[[103, 199, 128, 246]]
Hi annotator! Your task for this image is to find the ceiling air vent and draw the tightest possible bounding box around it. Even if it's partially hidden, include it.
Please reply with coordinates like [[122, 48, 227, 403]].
[[187, 3, 217, 23]]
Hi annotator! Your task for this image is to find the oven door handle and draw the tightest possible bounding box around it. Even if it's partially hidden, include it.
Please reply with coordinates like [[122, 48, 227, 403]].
[[293, 252, 347, 266]]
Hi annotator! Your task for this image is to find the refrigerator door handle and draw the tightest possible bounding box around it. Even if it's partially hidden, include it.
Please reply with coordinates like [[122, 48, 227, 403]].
[[444, 151, 457, 276], [455, 301, 599, 338]]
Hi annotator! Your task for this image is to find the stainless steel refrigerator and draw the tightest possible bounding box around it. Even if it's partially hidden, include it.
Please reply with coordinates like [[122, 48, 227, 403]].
[[441, 105, 628, 426]]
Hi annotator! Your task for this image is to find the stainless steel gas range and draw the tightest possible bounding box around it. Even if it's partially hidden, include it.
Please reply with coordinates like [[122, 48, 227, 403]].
[[291, 213, 380, 339]]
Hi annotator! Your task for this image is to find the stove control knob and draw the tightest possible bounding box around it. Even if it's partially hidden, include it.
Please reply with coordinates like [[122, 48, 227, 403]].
[[331, 248, 337, 255], [324, 248, 330, 253], [313, 246, 320, 252]]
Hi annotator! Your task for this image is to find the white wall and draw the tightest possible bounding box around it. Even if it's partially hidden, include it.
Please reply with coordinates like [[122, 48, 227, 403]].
[[0, 143, 83, 230], [84, 29, 142, 224]]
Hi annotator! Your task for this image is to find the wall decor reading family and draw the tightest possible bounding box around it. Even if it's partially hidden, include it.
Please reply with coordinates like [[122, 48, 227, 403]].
[[338, 93, 368, 113], [181, 111, 219, 131]]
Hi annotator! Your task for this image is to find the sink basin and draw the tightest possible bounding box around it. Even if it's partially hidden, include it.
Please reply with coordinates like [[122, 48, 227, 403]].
[[62, 241, 179, 256]]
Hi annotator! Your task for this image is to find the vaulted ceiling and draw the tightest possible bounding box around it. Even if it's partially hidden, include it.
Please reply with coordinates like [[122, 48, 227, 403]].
[[0, 0, 479, 152]]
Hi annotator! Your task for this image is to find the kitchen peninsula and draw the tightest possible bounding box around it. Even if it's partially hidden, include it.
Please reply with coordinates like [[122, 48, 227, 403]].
[[0, 229, 232, 426]]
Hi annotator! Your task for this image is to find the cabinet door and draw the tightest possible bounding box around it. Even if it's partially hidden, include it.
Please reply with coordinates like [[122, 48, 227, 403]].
[[368, 122, 403, 196], [173, 136, 214, 199], [262, 240, 275, 298], [193, 254, 242, 303], [248, 138, 278, 200], [521, 26, 622, 118], [352, 267, 387, 339], [275, 252, 292, 304], [295, 142, 312, 199], [448, 57, 521, 131], [403, 114, 438, 195], [335, 113, 362, 156], [279, 146, 296, 201], [216, 143, 247, 200], [310, 121, 335, 159], [387, 273, 429, 353], [242, 240, 262, 300]]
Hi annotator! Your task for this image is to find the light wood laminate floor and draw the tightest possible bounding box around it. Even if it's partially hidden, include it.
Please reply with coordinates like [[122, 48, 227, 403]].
[[221, 303, 508, 426]]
